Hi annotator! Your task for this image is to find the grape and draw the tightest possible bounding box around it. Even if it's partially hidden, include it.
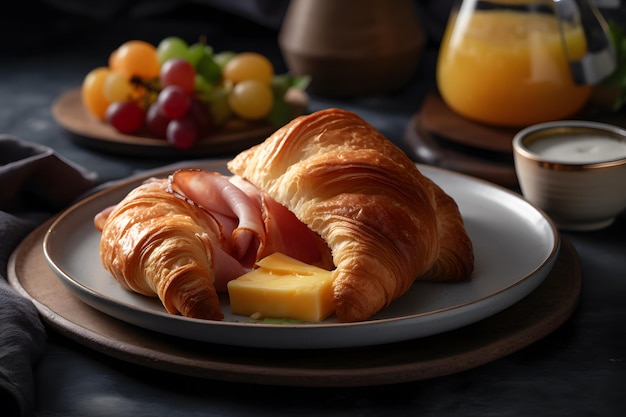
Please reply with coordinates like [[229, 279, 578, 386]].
[[82, 67, 111, 120], [167, 117, 199, 149], [108, 49, 120, 71], [160, 58, 195, 95], [105, 101, 145, 134], [103, 71, 134, 102], [188, 98, 214, 136], [187, 42, 210, 67], [157, 36, 189, 65], [84, 39, 290, 148], [146, 102, 171, 138], [214, 51, 236, 70], [196, 53, 222, 85], [206, 85, 233, 125], [195, 74, 213, 96], [157, 85, 191, 119], [228, 80, 273, 120], [223, 52, 273, 84], [112, 40, 160, 79]]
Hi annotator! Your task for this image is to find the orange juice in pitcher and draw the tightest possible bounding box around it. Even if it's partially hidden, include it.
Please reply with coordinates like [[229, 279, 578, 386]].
[[436, 0, 612, 127]]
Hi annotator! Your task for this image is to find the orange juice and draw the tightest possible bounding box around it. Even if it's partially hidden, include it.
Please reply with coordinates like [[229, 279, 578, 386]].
[[436, 10, 592, 127]]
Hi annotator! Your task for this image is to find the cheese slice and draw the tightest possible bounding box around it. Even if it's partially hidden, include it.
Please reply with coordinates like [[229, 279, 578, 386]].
[[227, 253, 335, 322]]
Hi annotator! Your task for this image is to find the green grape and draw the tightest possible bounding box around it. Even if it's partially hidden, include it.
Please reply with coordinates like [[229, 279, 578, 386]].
[[157, 36, 189, 65], [196, 53, 222, 85], [214, 51, 236, 70], [223, 52, 274, 84], [206, 85, 233, 125], [103, 71, 135, 102], [228, 80, 273, 120], [188, 42, 212, 67], [195, 74, 214, 95]]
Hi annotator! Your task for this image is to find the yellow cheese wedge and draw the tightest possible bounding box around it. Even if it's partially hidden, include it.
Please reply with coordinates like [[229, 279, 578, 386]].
[[227, 253, 335, 322]]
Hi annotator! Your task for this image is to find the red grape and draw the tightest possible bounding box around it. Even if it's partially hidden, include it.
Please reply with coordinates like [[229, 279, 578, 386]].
[[157, 85, 191, 119], [105, 101, 145, 134], [188, 98, 214, 136], [145, 102, 171, 138], [167, 117, 198, 149], [160, 58, 195, 95]]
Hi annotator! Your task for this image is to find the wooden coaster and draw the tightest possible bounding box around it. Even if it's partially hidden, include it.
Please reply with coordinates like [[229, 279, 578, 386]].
[[417, 93, 518, 153], [404, 94, 519, 187], [404, 93, 626, 187], [8, 220, 581, 387]]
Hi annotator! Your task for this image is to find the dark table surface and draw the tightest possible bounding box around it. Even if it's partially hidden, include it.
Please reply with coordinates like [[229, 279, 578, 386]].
[[2, 3, 625, 416]]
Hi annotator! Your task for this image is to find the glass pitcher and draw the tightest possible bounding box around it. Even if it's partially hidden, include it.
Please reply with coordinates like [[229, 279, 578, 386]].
[[436, 0, 615, 127]]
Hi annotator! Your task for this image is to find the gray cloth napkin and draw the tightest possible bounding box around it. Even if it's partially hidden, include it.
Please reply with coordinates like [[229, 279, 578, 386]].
[[0, 135, 97, 417]]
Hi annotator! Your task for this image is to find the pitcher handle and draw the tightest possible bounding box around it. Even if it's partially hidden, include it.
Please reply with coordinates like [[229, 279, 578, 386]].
[[554, 0, 616, 85]]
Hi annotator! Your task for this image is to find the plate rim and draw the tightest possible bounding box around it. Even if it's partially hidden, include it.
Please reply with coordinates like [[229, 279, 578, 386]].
[[42, 161, 560, 349]]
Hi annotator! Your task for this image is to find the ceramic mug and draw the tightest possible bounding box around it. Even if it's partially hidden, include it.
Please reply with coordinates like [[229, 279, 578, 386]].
[[513, 120, 626, 231]]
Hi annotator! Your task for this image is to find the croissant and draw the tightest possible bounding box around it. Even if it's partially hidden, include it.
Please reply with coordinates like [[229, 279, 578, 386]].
[[228, 108, 474, 321], [97, 178, 225, 320]]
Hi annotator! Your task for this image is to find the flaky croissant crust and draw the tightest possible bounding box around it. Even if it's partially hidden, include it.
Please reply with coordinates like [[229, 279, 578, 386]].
[[228, 108, 474, 321], [98, 179, 224, 320]]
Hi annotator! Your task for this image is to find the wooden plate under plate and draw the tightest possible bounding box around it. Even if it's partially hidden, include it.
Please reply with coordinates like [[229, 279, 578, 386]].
[[8, 220, 581, 387], [52, 88, 308, 158]]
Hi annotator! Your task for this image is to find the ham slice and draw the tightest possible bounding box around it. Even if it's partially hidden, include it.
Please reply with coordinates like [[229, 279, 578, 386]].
[[167, 169, 333, 288], [229, 175, 333, 268], [168, 169, 264, 267]]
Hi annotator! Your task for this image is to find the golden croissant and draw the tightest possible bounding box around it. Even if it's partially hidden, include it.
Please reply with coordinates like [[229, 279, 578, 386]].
[[228, 108, 474, 321], [95, 178, 228, 320]]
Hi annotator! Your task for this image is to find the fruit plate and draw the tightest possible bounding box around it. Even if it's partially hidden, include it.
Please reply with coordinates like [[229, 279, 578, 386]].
[[42, 160, 560, 349], [51, 88, 308, 158]]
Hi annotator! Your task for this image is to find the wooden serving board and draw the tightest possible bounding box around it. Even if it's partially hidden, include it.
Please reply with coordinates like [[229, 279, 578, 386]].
[[8, 220, 581, 387]]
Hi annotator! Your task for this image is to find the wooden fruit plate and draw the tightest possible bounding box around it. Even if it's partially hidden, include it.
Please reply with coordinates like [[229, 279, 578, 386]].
[[52, 88, 308, 158]]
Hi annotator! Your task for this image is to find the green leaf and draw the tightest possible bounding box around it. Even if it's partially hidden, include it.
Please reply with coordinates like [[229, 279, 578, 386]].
[[265, 74, 311, 128]]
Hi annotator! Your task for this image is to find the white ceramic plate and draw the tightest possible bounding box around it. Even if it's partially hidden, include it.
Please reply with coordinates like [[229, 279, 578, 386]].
[[43, 161, 560, 349]]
